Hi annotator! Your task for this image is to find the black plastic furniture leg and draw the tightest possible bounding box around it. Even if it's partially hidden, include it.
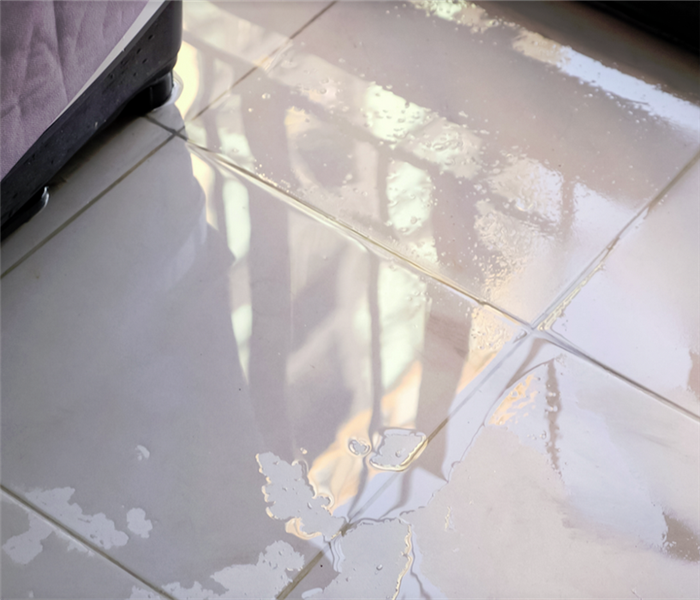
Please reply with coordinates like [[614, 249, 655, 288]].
[[1, 187, 49, 240], [0, 0, 182, 240], [125, 71, 174, 116]]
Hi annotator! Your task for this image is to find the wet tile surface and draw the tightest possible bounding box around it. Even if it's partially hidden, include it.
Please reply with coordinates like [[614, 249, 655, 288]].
[[2, 492, 164, 599], [1, 135, 520, 595], [185, 0, 700, 322], [149, 1, 332, 130], [548, 161, 700, 415], [2, 1, 699, 598], [0, 117, 170, 275], [293, 337, 700, 599]]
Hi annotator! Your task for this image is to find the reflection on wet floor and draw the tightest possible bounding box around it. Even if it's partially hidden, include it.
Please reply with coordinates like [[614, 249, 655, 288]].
[[191, 144, 523, 519], [547, 160, 700, 415], [180, 1, 700, 325], [339, 337, 700, 598], [1, 1, 699, 598]]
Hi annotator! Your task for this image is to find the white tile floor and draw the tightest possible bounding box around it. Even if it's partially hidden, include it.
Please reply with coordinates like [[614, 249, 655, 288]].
[[2, 2, 699, 599]]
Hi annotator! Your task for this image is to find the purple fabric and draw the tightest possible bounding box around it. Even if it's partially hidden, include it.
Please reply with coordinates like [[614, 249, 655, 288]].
[[1, 0, 148, 179]]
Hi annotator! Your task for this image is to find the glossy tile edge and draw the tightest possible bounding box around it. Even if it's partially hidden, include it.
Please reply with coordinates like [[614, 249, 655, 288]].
[[531, 149, 700, 418], [542, 330, 700, 420], [532, 148, 700, 331]]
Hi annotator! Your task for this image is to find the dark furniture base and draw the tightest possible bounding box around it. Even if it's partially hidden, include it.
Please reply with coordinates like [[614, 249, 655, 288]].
[[1, 0, 182, 240]]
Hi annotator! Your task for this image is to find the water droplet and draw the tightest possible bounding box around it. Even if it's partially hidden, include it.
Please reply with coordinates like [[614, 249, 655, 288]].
[[348, 439, 371, 456], [376, 564, 383, 571]]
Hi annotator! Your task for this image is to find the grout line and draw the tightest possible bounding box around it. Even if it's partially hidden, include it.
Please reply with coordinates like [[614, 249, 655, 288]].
[[276, 518, 362, 600], [539, 328, 700, 423], [144, 113, 183, 136], [532, 147, 700, 330], [280, 327, 698, 594], [348, 331, 531, 520], [1, 485, 176, 600], [276, 547, 327, 599], [184, 62, 258, 126], [164, 0, 338, 136], [277, 332, 531, 598], [188, 0, 338, 125], [188, 142, 530, 328], [281, 316, 699, 594], [1, 1, 695, 595], [286, 1, 338, 40], [188, 140, 700, 420], [1, 134, 176, 280], [192, 143, 700, 421]]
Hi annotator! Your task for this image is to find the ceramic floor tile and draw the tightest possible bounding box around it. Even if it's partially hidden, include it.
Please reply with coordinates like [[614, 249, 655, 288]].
[[185, 0, 700, 323], [1, 134, 522, 596], [1, 116, 170, 275], [149, 0, 332, 130], [291, 336, 700, 599], [545, 160, 700, 416], [1, 492, 164, 600]]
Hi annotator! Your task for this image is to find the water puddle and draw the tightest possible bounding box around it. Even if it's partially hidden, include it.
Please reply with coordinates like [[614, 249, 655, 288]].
[[257, 452, 345, 540], [162, 541, 304, 599], [369, 429, 427, 471], [25, 487, 128, 550], [306, 519, 412, 600]]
